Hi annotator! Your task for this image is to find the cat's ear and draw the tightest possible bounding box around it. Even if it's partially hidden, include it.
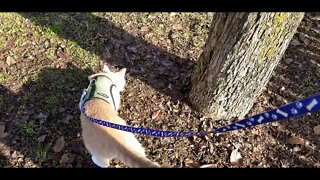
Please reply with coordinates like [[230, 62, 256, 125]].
[[118, 68, 126, 77], [102, 64, 111, 73]]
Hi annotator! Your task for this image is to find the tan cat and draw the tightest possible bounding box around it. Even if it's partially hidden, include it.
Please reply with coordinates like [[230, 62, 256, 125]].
[[80, 64, 161, 168]]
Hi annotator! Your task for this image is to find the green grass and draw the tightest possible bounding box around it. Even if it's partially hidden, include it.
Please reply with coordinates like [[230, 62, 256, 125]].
[[29, 16, 42, 25], [31, 30, 41, 41], [0, 73, 7, 85], [153, 26, 163, 36], [18, 122, 39, 137], [34, 143, 50, 162], [66, 40, 99, 67], [0, 36, 4, 49], [45, 48, 56, 60], [45, 95, 59, 108], [44, 24, 62, 37]]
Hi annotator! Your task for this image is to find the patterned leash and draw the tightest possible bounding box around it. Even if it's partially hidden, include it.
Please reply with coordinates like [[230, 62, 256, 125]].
[[80, 90, 320, 137]]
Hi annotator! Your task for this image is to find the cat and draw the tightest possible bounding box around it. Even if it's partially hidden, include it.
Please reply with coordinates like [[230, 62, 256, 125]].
[[80, 64, 161, 168]]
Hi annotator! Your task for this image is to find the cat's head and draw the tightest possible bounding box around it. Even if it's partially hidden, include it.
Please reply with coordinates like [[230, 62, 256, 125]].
[[88, 64, 126, 91]]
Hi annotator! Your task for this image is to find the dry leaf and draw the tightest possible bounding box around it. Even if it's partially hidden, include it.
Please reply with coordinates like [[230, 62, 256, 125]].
[[313, 125, 320, 135], [285, 58, 293, 64], [62, 114, 74, 124], [6, 56, 16, 66], [288, 136, 305, 145], [37, 135, 47, 143], [161, 163, 172, 168], [59, 153, 70, 164], [56, 46, 68, 59], [184, 158, 200, 168], [130, 120, 140, 124], [0, 125, 9, 138], [290, 39, 300, 46], [172, 24, 183, 31], [57, 51, 67, 59], [148, 14, 156, 20], [311, 16, 320, 21], [230, 148, 242, 165], [127, 46, 137, 54], [200, 164, 217, 168], [151, 110, 161, 120], [53, 136, 65, 153], [140, 26, 149, 32], [170, 12, 177, 17], [36, 113, 47, 126], [36, 113, 47, 120], [293, 146, 301, 152]]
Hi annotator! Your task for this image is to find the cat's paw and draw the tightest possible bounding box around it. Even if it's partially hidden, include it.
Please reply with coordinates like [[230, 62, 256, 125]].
[[91, 156, 109, 168]]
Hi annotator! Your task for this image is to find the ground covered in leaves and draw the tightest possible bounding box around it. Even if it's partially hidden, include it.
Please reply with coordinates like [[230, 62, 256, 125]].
[[0, 12, 319, 168]]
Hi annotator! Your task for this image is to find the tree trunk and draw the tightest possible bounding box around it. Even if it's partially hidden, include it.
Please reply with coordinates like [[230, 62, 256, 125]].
[[189, 12, 304, 120]]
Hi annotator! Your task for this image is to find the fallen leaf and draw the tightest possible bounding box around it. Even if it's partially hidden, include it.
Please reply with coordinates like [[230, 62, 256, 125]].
[[58, 107, 66, 113], [170, 12, 177, 17], [11, 151, 18, 158], [184, 158, 200, 168], [56, 46, 68, 59], [36, 113, 47, 125], [161, 59, 174, 67], [59, 153, 70, 164], [62, 114, 74, 124], [2, 148, 10, 156], [36, 113, 47, 120], [53, 136, 65, 153], [230, 148, 243, 165], [151, 110, 161, 120], [287, 136, 305, 145], [37, 135, 47, 143], [311, 16, 320, 21], [66, 115, 74, 121], [0, 125, 9, 138], [172, 24, 183, 31], [148, 14, 156, 20], [285, 58, 293, 64], [161, 163, 172, 168], [6, 56, 16, 66], [293, 146, 301, 152], [140, 26, 149, 32], [171, 32, 179, 39], [20, 115, 30, 122], [290, 39, 300, 46], [305, 140, 316, 151], [130, 120, 140, 124], [313, 125, 320, 135], [127, 46, 137, 54], [57, 51, 67, 59], [280, 86, 286, 91], [200, 164, 217, 168]]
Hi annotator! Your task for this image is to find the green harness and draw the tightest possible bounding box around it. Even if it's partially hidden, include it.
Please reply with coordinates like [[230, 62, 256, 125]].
[[83, 75, 118, 111]]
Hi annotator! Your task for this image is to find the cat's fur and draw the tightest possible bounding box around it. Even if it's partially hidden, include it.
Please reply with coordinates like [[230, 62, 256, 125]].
[[80, 65, 161, 168]]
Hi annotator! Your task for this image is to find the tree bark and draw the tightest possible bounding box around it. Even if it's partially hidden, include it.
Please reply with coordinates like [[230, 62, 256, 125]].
[[189, 12, 305, 120]]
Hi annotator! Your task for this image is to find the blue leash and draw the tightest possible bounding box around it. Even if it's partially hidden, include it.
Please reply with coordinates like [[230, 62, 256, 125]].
[[80, 90, 320, 137]]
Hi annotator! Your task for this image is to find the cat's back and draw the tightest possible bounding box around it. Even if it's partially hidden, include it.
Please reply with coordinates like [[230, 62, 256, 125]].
[[80, 99, 146, 156]]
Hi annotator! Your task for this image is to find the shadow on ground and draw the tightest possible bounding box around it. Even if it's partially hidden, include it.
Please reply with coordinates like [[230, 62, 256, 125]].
[[0, 65, 95, 167], [20, 12, 196, 103]]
